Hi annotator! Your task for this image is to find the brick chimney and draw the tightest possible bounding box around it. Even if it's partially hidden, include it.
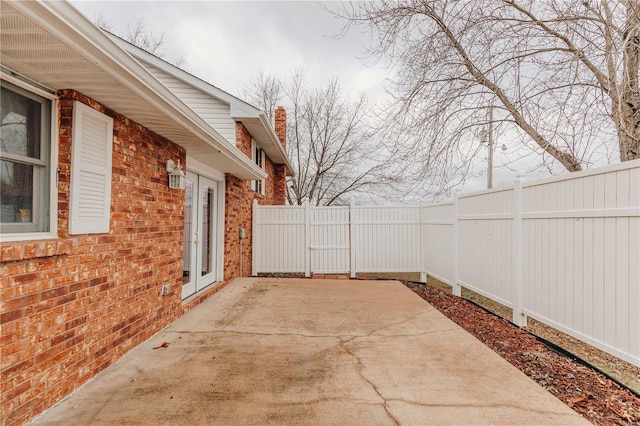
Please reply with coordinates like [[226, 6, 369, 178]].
[[273, 106, 287, 205], [274, 106, 286, 149]]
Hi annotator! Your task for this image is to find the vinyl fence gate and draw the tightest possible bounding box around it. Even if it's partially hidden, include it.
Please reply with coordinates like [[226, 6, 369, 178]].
[[252, 203, 424, 277]]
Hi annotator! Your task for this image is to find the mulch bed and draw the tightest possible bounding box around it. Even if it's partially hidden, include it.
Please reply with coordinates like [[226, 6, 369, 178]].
[[403, 281, 640, 425]]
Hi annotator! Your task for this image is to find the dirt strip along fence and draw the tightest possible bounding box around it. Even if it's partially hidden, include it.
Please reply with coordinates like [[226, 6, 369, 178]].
[[252, 160, 640, 367]]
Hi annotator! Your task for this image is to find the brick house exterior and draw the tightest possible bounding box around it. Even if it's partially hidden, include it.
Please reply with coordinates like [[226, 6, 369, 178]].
[[273, 106, 288, 205], [1, 91, 188, 424], [110, 36, 293, 286], [0, 2, 291, 424], [225, 110, 287, 279]]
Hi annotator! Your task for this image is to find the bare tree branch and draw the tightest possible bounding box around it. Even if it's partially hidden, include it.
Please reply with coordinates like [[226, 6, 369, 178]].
[[121, 18, 165, 57], [90, 15, 172, 60], [246, 70, 400, 205], [334, 0, 639, 197], [244, 71, 283, 124]]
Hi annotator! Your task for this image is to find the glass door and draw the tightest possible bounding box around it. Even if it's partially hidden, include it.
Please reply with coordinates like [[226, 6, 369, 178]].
[[197, 176, 217, 291], [182, 172, 197, 298], [182, 173, 218, 299]]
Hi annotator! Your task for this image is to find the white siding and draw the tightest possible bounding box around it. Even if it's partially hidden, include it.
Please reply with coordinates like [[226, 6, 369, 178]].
[[142, 63, 237, 145]]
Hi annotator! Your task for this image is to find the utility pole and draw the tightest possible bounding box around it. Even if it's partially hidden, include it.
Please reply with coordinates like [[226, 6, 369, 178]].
[[487, 104, 494, 189]]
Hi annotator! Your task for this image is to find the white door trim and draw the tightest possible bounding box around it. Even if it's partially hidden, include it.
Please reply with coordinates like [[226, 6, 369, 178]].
[[182, 168, 225, 299]]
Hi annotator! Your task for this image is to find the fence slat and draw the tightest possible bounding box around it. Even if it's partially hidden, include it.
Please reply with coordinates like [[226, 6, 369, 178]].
[[252, 160, 640, 366]]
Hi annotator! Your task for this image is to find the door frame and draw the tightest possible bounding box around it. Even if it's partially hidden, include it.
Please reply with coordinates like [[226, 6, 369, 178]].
[[195, 175, 218, 291], [182, 159, 225, 299]]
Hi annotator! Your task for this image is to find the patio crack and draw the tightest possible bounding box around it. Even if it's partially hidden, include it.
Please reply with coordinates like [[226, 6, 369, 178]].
[[364, 310, 436, 337], [384, 399, 579, 418], [339, 337, 400, 426], [168, 327, 457, 339], [168, 329, 366, 339]]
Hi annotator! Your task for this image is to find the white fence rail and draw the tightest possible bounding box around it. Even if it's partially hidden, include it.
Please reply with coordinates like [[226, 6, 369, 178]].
[[252, 160, 640, 367]]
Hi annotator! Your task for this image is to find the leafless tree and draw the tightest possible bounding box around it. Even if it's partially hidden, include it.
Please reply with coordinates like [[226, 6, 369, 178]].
[[91, 14, 185, 67], [336, 0, 639, 194], [245, 71, 283, 124], [121, 18, 165, 57], [246, 70, 399, 206], [92, 12, 112, 32]]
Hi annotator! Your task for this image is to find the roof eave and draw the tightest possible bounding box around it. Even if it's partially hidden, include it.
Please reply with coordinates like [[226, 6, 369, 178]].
[[111, 36, 293, 176], [256, 114, 294, 176], [4, 0, 265, 181]]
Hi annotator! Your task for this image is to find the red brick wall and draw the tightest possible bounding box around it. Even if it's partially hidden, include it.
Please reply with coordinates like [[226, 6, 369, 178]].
[[274, 106, 287, 150], [273, 164, 287, 205], [273, 106, 287, 205], [262, 155, 278, 204], [0, 98, 290, 425], [224, 122, 286, 280], [0, 91, 188, 425], [224, 173, 252, 280]]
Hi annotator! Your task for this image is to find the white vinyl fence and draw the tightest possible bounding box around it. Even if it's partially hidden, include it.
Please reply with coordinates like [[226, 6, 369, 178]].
[[253, 204, 424, 276], [252, 160, 640, 367]]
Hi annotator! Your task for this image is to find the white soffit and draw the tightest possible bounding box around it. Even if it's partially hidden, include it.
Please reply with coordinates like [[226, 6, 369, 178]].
[[0, 0, 266, 180]]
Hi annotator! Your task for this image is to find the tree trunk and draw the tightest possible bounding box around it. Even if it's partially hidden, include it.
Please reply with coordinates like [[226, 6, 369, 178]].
[[618, 0, 640, 161], [425, 5, 583, 172]]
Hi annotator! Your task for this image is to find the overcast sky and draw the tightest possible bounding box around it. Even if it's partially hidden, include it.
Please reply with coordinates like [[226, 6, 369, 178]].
[[70, 1, 388, 103], [69, 0, 551, 196]]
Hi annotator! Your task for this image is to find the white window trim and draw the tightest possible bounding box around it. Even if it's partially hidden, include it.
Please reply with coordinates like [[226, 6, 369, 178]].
[[260, 149, 266, 196], [251, 139, 266, 195], [0, 72, 58, 242]]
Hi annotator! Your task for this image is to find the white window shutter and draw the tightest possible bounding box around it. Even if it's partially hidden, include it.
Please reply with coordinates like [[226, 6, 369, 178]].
[[69, 101, 113, 234]]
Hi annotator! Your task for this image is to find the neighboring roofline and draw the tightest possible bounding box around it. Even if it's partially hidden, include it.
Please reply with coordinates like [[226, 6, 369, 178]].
[[110, 34, 293, 175], [8, 0, 266, 181], [256, 113, 293, 175]]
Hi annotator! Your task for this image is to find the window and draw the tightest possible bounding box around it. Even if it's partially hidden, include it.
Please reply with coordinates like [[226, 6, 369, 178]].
[[251, 140, 265, 195], [0, 79, 52, 235]]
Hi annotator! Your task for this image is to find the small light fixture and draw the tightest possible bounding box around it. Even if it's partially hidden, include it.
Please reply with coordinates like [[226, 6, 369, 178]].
[[166, 159, 186, 189]]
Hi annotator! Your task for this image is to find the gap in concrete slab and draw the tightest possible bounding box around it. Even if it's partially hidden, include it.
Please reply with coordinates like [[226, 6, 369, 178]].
[[311, 274, 350, 280]]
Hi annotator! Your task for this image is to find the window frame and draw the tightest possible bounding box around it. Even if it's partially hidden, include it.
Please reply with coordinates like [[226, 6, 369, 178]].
[[251, 139, 266, 195], [0, 73, 58, 241]]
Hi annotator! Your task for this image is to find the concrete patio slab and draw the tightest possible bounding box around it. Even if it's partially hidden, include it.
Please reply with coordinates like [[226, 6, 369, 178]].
[[31, 278, 588, 425]]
